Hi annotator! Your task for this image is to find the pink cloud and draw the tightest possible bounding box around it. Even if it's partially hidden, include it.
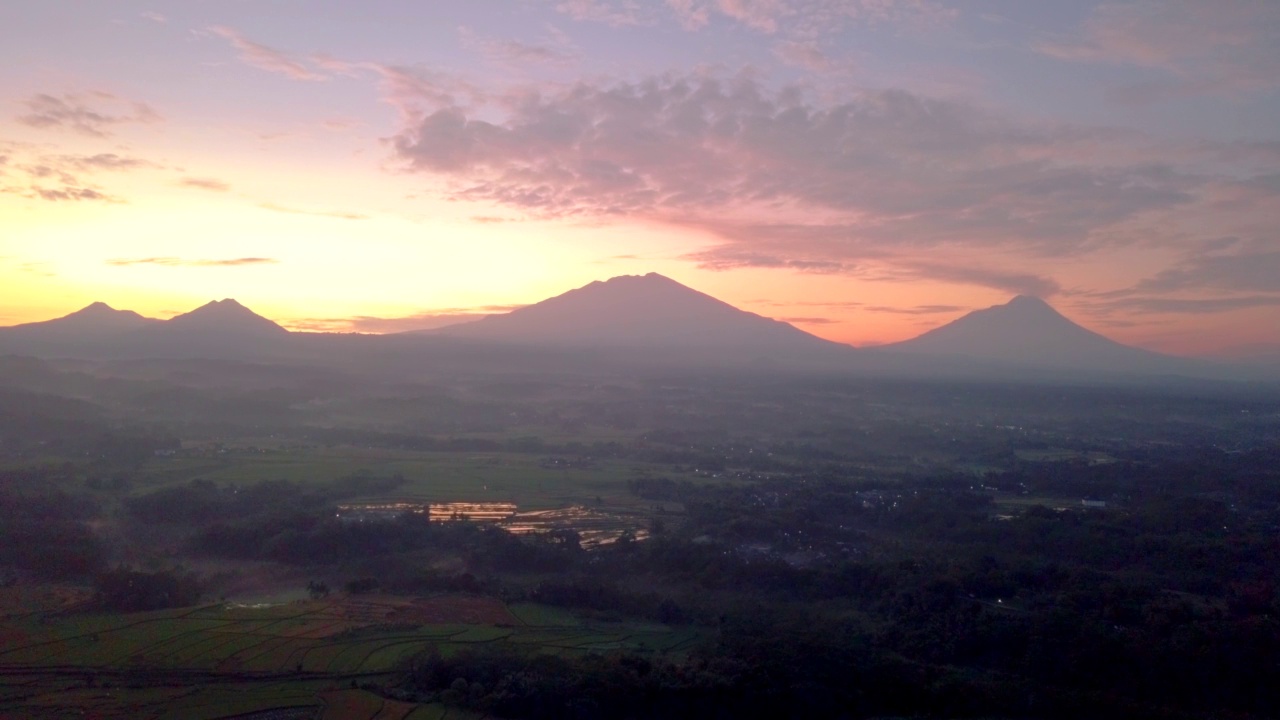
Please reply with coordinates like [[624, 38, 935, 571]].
[[555, 0, 647, 27], [387, 71, 1277, 297], [664, 0, 953, 34], [458, 27, 579, 67], [17, 92, 161, 137], [179, 177, 231, 192], [1038, 0, 1280, 96], [772, 40, 843, 73], [208, 26, 327, 81], [715, 0, 790, 33], [106, 257, 278, 267], [290, 306, 527, 333], [666, 0, 710, 29]]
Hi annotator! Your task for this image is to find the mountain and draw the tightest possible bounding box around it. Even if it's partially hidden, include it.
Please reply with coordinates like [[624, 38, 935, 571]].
[[877, 295, 1216, 377], [434, 273, 847, 357], [2, 301, 158, 338], [0, 301, 160, 355], [117, 298, 289, 359], [0, 299, 288, 360], [160, 299, 287, 338]]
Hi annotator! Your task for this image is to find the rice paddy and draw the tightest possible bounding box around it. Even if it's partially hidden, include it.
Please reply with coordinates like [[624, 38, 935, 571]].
[[0, 594, 699, 719]]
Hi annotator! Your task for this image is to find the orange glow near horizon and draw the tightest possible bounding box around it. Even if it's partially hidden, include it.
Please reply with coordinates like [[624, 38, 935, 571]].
[[2, 2, 1278, 359]]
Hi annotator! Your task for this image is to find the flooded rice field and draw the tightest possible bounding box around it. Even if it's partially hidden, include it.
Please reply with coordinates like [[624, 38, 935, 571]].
[[335, 501, 649, 548]]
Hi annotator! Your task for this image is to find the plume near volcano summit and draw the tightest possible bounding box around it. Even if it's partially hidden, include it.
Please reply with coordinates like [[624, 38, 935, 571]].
[[2, 1, 1279, 361]]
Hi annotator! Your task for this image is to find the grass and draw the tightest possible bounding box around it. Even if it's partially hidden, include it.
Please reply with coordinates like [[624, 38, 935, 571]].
[[507, 603, 582, 627], [0, 592, 701, 718], [134, 447, 662, 510]]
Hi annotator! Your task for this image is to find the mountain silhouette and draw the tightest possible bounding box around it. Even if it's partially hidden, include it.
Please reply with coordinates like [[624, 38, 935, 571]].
[[4, 301, 158, 337], [0, 302, 160, 355], [0, 298, 287, 359], [162, 299, 287, 337], [435, 273, 844, 355], [880, 295, 1204, 375], [0, 289, 1259, 381]]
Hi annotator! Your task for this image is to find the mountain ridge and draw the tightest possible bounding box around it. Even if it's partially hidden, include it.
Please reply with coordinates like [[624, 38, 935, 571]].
[[161, 299, 288, 336], [0, 283, 1263, 381], [434, 273, 846, 354], [875, 294, 1211, 376]]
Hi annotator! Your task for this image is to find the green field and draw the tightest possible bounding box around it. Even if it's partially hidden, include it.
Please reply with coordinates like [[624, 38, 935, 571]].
[[0, 595, 699, 719], [134, 447, 672, 510]]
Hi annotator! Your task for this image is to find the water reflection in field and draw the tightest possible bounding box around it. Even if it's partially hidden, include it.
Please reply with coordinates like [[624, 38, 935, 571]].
[[335, 501, 648, 548]]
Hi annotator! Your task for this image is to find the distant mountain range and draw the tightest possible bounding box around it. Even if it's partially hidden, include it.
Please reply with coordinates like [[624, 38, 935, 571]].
[[0, 298, 286, 359], [3, 301, 159, 339], [435, 273, 841, 351], [0, 276, 1266, 383], [872, 295, 1218, 378]]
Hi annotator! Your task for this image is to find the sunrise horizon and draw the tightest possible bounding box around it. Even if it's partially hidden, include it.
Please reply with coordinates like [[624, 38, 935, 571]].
[[4, 1, 1278, 359], [4, 270, 1272, 362]]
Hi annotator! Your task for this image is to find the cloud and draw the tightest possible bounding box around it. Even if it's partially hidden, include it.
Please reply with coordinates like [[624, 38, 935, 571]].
[[62, 153, 155, 172], [890, 262, 1062, 297], [208, 26, 327, 81], [293, 304, 527, 333], [772, 41, 839, 73], [140, 11, 166, 24], [0, 145, 159, 204], [555, 0, 648, 27], [471, 215, 513, 224], [777, 316, 839, 325], [1, 179, 121, 203], [366, 63, 482, 124], [1098, 295, 1280, 315], [320, 117, 362, 131], [106, 257, 279, 267], [1128, 246, 1280, 295], [179, 177, 231, 192], [258, 202, 369, 220], [863, 304, 968, 315], [17, 92, 161, 137], [666, 0, 954, 34], [714, 0, 791, 33], [685, 247, 860, 274], [459, 27, 579, 67], [16, 153, 153, 182], [1038, 0, 1280, 96], [33, 187, 116, 202], [389, 70, 1277, 297], [666, 0, 711, 29], [18, 262, 55, 278], [393, 76, 1194, 249]]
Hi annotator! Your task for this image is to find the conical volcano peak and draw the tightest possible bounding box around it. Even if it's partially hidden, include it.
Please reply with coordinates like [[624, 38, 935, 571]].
[[436, 273, 841, 351], [884, 294, 1184, 373], [194, 298, 248, 312], [64, 301, 143, 320], [63, 301, 151, 324], [167, 298, 287, 334], [595, 272, 680, 288], [993, 295, 1067, 319], [555, 273, 719, 308]]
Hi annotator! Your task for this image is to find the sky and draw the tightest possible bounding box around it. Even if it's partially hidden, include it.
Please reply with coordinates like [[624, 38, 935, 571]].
[[1, 0, 1278, 357]]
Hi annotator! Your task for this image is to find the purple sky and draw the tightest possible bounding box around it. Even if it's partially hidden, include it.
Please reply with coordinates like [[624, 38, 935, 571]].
[[2, 1, 1278, 356]]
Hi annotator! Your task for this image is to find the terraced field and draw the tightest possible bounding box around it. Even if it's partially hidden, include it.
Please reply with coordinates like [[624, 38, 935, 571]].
[[0, 593, 699, 719]]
